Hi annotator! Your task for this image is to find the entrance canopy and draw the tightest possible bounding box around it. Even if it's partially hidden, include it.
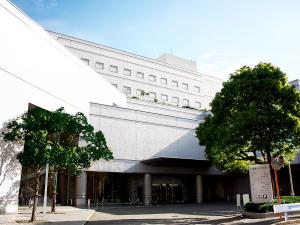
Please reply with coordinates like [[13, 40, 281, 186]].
[[141, 157, 211, 168]]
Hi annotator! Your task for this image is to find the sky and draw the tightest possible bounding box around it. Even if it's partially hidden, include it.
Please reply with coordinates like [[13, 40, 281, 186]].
[[11, 0, 300, 81]]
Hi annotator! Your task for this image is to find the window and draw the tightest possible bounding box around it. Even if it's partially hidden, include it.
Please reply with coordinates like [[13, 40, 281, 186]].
[[172, 97, 179, 104], [149, 92, 156, 100], [136, 72, 144, 79], [148, 75, 156, 82], [123, 86, 131, 96], [182, 83, 188, 90], [171, 80, 178, 87], [123, 68, 131, 76], [160, 78, 167, 85], [195, 102, 201, 108], [161, 94, 168, 101], [111, 83, 117, 88], [194, 86, 200, 93], [110, 65, 118, 73], [81, 58, 89, 65], [95, 62, 104, 70], [136, 89, 143, 96], [183, 99, 189, 106]]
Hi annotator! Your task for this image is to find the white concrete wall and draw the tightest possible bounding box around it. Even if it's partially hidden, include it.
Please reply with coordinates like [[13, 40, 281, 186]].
[[0, 0, 126, 213], [88, 102, 218, 175]]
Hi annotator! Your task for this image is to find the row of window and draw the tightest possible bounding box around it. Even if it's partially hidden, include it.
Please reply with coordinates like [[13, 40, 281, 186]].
[[112, 84, 202, 108], [81, 58, 201, 93]]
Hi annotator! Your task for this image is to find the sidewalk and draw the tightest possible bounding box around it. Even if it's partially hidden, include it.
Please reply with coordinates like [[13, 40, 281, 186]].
[[0, 206, 95, 225]]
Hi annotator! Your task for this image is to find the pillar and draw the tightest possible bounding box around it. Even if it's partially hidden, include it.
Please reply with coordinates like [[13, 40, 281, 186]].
[[75, 172, 87, 206], [144, 173, 152, 206], [196, 175, 203, 203]]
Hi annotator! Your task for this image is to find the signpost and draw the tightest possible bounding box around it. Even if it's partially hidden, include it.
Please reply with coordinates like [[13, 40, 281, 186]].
[[249, 164, 273, 203]]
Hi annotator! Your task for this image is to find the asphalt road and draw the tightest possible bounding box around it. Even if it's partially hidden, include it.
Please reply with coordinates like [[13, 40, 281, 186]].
[[87, 203, 282, 225]]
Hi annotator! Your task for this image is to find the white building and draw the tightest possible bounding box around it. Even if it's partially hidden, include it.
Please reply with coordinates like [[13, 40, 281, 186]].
[[48, 32, 229, 206], [0, 0, 125, 213]]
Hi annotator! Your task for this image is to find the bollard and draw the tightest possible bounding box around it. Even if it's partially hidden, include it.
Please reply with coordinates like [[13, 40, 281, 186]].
[[236, 194, 241, 210], [88, 198, 90, 209], [70, 198, 73, 206]]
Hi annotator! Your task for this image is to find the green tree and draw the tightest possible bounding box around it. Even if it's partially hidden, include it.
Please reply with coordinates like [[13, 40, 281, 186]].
[[2, 107, 112, 221], [196, 63, 300, 173]]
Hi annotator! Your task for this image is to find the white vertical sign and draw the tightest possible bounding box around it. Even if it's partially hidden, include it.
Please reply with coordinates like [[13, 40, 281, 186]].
[[249, 164, 273, 203]]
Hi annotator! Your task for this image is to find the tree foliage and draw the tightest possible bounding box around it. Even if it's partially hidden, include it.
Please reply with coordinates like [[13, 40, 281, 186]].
[[2, 107, 112, 220], [196, 63, 300, 173]]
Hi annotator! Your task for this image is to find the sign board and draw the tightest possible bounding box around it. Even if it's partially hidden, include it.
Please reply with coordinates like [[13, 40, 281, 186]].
[[249, 164, 274, 203], [271, 157, 283, 171]]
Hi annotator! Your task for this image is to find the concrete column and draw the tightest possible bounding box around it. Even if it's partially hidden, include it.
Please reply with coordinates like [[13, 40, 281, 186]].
[[196, 175, 203, 203], [75, 172, 87, 206], [144, 173, 152, 206]]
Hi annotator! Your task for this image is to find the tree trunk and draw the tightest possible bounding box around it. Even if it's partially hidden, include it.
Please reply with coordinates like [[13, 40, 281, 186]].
[[50, 169, 57, 213], [30, 169, 41, 222]]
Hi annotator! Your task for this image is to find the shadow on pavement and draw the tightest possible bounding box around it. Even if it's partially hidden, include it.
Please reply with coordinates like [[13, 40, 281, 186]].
[[86, 217, 280, 225]]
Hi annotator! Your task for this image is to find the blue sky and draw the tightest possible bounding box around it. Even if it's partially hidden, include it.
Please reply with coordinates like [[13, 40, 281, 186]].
[[11, 0, 300, 81]]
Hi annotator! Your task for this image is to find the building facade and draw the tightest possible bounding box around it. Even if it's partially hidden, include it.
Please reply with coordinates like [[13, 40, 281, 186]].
[[47, 31, 239, 206], [0, 1, 125, 213]]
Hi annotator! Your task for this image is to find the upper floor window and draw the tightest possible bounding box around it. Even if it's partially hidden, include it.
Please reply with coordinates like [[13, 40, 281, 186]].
[[123, 86, 131, 96], [149, 92, 156, 100], [149, 75, 156, 82], [160, 78, 167, 85], [136, 89, 144, 96], [95, 62, 104, 70], [161, 94, 168, 101], [172, 97, 179, 104], [194, 86, 200, 93], [171, 80, 178, 87], [110, 65, 118, 73], [195, 101, 201, 109], [81, 58, 89, 65], [136, 72, 144, 79], [123, 68, 131, 76], [183, 99, 189, 106], [182, 83, 188, 90]]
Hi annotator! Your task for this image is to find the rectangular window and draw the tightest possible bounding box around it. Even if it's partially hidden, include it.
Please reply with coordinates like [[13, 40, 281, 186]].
[[195, 102, 201, 108], [172, 97, 179, 104], [182, 83, 188, 90], [110, 65, 118, 73], [194, 86, 200, 93], [95, 62, 104, 70], [148, 75, 156, 82], [123, 86, 131, 96], [161, 94, 168, 101], [111, 83, 117, 88], [81, 58, 89, 65], [136, 89, 144, 96], [123, 68, 131, 76], [136, 72, 144, 79], [183, 99, 189, 106], [171, 80, 178, 87], [160, 78, 167, 85], [149, 92, 156, 100]]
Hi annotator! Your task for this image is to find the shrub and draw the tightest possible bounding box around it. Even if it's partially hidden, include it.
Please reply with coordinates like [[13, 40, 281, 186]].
[[244, 196, 300, 213]]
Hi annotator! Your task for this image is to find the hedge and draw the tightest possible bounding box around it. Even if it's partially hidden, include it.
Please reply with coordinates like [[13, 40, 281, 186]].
[[244, 196, 300, 213]]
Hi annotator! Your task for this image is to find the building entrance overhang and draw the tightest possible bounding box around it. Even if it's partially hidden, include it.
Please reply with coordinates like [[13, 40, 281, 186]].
[[141, 157, 211, 168]]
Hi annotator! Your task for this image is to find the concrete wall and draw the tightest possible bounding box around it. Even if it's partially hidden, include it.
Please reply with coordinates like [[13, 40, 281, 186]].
[[0, 0, 125, 213], [88, 102, 221, 175]]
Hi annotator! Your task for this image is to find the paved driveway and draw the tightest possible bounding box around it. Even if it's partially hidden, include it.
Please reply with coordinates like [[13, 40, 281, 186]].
[[87, 203, 281, 225]]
